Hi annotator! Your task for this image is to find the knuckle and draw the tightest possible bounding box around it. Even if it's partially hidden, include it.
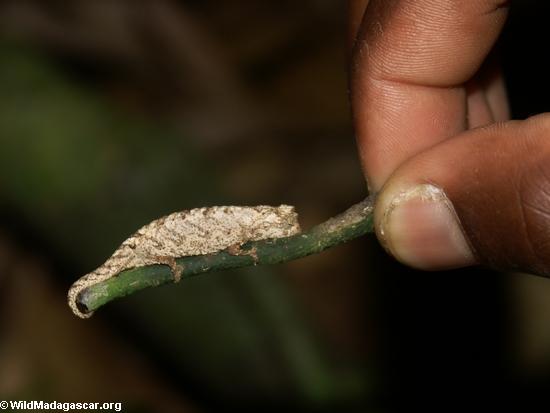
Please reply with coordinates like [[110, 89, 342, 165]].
[[525, 113, 550, 133]]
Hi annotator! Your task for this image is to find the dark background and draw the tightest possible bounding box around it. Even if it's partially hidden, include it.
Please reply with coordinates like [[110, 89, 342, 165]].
[[1, 1, 549, 412]]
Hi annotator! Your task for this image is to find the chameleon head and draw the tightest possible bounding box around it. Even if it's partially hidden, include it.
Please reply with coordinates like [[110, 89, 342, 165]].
[[249, 204, 301, 239], [273, 204, 301, 235]]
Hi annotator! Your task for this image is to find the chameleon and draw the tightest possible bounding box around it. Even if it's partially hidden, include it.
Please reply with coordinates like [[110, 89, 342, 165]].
[[67, 205, 301, 318]]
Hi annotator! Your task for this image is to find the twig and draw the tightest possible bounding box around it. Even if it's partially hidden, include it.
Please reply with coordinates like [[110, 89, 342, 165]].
[[75, 195, 375, 316]]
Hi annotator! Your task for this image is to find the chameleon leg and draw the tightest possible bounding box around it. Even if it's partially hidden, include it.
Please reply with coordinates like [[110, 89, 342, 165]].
[[154, 256, 184, 283]]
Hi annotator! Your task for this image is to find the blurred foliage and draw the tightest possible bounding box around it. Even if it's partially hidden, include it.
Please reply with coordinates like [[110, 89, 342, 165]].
[[0, 42, 369, 409], [0, 42, 214, 267]]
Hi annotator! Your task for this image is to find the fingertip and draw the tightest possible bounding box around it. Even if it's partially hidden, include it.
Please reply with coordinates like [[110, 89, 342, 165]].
[[375, 183, 476, 270]]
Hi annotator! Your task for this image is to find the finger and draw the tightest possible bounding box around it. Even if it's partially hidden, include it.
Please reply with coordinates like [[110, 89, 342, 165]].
[[466, 78, 494, 128], [466, 57, 510, 127], [350, 0, 509, 190], [348, 0, 370, 50], [374, 114, 550, 276], [485, 68, 510, 122]]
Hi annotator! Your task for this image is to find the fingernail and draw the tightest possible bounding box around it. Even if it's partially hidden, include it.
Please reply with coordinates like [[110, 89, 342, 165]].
[[378, 184, 476, 270]]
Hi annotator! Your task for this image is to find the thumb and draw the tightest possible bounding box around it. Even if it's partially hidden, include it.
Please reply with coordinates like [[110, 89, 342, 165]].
[[374, 114, 550, 276]]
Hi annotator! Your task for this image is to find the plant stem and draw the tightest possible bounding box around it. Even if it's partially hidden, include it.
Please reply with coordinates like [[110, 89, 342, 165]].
[[76, 195, 375, 316]]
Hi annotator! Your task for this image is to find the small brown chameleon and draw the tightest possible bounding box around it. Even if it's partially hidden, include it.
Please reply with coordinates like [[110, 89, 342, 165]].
[[68, 205, 301, 318]]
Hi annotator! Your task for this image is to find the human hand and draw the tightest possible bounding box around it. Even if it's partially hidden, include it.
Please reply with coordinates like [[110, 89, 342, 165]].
[[349, 1, 550, 276]]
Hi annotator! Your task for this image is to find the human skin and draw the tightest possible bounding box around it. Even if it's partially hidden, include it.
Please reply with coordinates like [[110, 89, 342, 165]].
[[349, 1, 550, 276]]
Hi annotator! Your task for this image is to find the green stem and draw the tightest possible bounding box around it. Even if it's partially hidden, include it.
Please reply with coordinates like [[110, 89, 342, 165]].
[[77, 195, 375, 315]]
